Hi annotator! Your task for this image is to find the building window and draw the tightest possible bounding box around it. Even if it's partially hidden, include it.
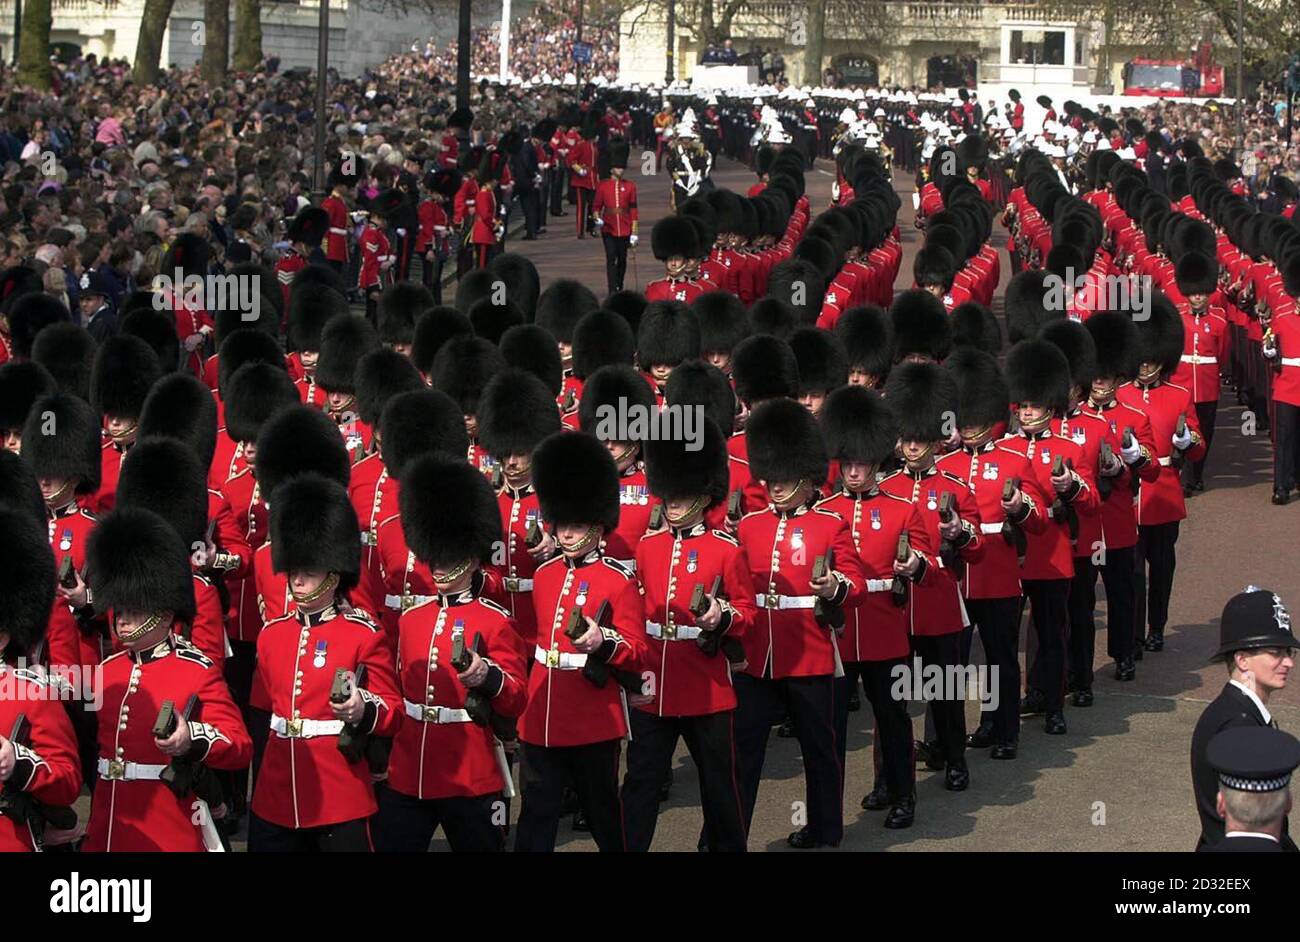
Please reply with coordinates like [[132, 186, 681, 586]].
[[1009, 29, 1066, 66]]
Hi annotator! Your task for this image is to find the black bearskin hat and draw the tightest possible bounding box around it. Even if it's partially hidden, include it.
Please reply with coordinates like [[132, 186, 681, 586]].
[[499, 324, 564, 396], [116, 438, 208, 548], [691, 291, 748, 356], [287, 284, 349, 353], [120, 306, 181, 374], [1134, 292, 1185, 376], [316, 314, 381, 394], [478, 368, 563, 459], [834, 305, 892, 380], [573, 308, 636, 379], [0, 509, 54, 657], [1005, 269, 1053, 343], [746, 397, 828, 484], [469, 298, 525, 345], [160, 232, 210, 282], [354, 348, 424, 427], [412, 306, 474, 375], [217, 328, 285, 394], [1085, 310, 1142, 381], [883, 360, 959, 442], [644, 418, 729, 505], [254, 404, 350, 496], [379, 389, 470, 481], [765, 259, 824, 325], [400, 455, 503, 569], [288, 206, 330, 245], [0, 450, 43, 524], [748, 298, 797, 340], [0, 361, 55, 433], [22, 393, 101, 493], [664, 359, 737, 435], [7, 293, 67, 359], [1040, 319, 1098, 391], [532, 431, 620, 532], [943, 347, 1010, 430], [30, 323, 95, 403], [88, 507, 195, 619], [789, 326, 848, 394], [637, 301, 700, 368], [1006, 339, 1071, 415], [536, 279, 600, 344], [270, 474, 361, 590], [604, 290, 647, 337], [820, 384, 897, 465], [137, 373, 218, 468], [950, 301, 1003, 355], [579, 364, 656, 437], [732, 334, 798, 404], [225, 363, 299, 446], [1174, 251, 1218, 297], [913, 246, 956, 290], [651, 215, 701, 261], [890, 289, 951, 363], [378, 282, 434, 347], [430, 335, 506, 416], [90, 335, 161, 419], [489, 253, 542, 320]]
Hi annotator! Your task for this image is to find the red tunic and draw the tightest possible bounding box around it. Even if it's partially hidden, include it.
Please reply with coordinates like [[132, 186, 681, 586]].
[[0, 664, 81, 852]]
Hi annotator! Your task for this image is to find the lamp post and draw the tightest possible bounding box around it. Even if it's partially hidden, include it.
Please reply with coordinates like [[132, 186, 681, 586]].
[[313, 0, 330, 199], [666, 0, 675, 85], [500, 0, 512, 82], [1235, 0, 1244, 159]]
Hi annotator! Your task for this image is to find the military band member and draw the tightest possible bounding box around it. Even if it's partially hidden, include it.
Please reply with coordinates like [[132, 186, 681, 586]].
[[735, 398, 866, 848], [0, 510, 81, 852], [83, 507, 251, 852], [818, 386, 931, 826], [249, 473, 402, 852], [517, 432, 648, 852], [623, 420, 755, 851], [376, 456, 529, 852], [277, 207, 329, 311]]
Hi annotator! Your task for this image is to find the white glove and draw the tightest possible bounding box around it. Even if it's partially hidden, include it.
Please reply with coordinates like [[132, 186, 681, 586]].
[[1263, 339, 1278, 358], [1172, 425, 1194, 451], [593, 216, 603, 228], [395, 228, 407, 237], [1120, 433, 1143, 464], [629, 234, 638, 247]]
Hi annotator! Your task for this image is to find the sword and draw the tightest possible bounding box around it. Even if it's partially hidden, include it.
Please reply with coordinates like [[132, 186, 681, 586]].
[[630, 242, 639, 290]]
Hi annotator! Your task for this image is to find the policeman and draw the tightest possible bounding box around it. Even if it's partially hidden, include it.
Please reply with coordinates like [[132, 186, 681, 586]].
[[1204, 726, 1300, 852]]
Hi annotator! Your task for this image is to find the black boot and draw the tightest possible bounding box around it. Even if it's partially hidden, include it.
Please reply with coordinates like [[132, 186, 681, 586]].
[[1044, 711, 1068, 735], [1071, 689, 1094, 707], [1019, 691, 1047, 716], [883, 794, 916, 829], [943, 762, 970, 791], [847, 688, 861, 712], [915, 739, 945, 771], [966, 722, 995, 748], [862, 780, 890, 811], [1114, 658, 1136, 681], [787, 826, 839, 849], [1144, 632, 1164, 652]]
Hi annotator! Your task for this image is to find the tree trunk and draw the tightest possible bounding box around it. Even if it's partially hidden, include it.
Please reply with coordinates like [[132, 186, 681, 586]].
[[133, 0, 178, 86], [16, 0, 51, 89], [201, 0, 229, 82], [456, 0, 472, 109], [1095, 1, 1115, 89], [231, 0, 262, 71], [803, 0, 825, 87]]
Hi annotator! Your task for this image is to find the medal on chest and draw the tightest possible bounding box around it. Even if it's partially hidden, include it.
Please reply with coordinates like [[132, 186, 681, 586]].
[[1041, 449, 1053, 465], [575, 580, 589, 608], [686, 549, 698, 573], [59, 528, 73, 552], [869, 507, 882, 530], [313, 639, 328, 670], [1072, 427, 1086, 446], [982, 462, 999, 481], [927, 489, 938, 512], [790, 527, 804, 551]]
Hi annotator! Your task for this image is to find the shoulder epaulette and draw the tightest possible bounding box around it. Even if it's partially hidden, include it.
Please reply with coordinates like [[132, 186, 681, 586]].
[[342, 610, 380, 632], [709, 529, 739, 546], [175, 641, 215, 669], [476, 596, 512, 618], [602, 557, 634, 579]]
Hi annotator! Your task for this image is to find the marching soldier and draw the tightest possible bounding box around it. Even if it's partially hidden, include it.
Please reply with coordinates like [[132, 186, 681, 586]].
[[1170, 252, 1229, 495], [646, 216, 714, 304], [285, 283, 348, 408], [358, 190, 401, 323], [478, 369, 563, 646], [623, 419, 755, 851], [1263, 259, 1300, 504], [735, 398, 866, 848], [818, 386, 932, 826], [83, 507, 251, 851], [879, 361, 983, 787], [249, 473, 402, 851], [1002, 340, 1098, 734], [568, 115, 599, 239], [376, 455, 529, 852], [429, 335, 507, 477], [593, 140, 639, 295], [517, 431, 647, 852], [322, 165, 357, 276], [0, 509, 81, 852], [89, 335, 162, 513], [317, 313, 382, 465]]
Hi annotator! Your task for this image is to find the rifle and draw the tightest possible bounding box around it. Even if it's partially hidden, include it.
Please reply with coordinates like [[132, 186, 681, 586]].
[[491, 466, 504, 489], [1171, 413, 1188, 469], [451, 630, 516, 741], [333, 666, 369, 765], [891, 532, 910, 607], [725, 489, 743, 526], [1050, 454, 1080, 543], [57, 555, 78, 590], [0, 714, 78, 848], [812, 552, 844, 630], [524, 517, 544, 549], [567, 600, 643, 693], [648, 503, 665, 532], [1000, 477, 1028, 560], [1097, 441, 1115, 499], [937, 491, 960, 569]]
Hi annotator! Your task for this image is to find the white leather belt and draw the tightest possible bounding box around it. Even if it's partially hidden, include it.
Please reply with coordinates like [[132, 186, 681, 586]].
[[1180, 354, 1217, 364], [329, 227, 347, 234], [1157, 456, 1172, 466], [645, 621, 702, 640], [97, 758, 166, 781], [865, 579, 894, 592], [1282, 357, 1300, 368], [270, 714, 344, 738], [385, 593, 433, 611], [980, 522, 1005, 534], [755, 593, 817, 610], [503, 577, 534, 592], [403, 700, 472, 724], [534, 645, 588, 669]]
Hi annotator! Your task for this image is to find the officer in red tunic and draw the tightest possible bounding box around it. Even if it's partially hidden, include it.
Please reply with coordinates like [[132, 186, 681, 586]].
[[592, 141, 639, 295], [938, 349, 1046, 759], [1265, 258, 1300, 503], [568, 115, 599, 239], [22, 392, 104, 788], [578, 365, 660, 569], [358, 190, 399, 324], [623, 420, 755, 852], [376, 456, 529, 851], [277, 207, 328, 312], [478, 369, 562, 646], [1082, 312, 1161, 682], [83, 507, 251, 852], [89, 335, 162, 514], [321, 166, 357, 274], [1118, 296, 1206, 653], [250, 473, 402, 851], [1171, 252, 1229, 494], [818, 387, 932, 827], [736, 399, 867, 848], [518, 431, 647, 852], [879, 363, 983, 788], [0, 510, 81, 853], [317, 313, 381, 466]]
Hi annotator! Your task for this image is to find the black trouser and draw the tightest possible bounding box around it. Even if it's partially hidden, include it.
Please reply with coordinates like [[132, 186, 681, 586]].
[[835, 659, 914, 800], [1134, 521, 1179, 643], [549, 167, 567, 216], [601, 233, 629, 296], [574, 187, 593, 237], [966, 597, 1021, 743], [1184, 399, 1218, 487], [622, 709, 746, 852], [364, 285, 381, 326], [247, 813, 373, 851], [419, 251, 445, 305], [394, 228, 415, 282], [455, 234, 475, 277], [372, 783, 505, 852], [1098, 544, 1136, 663], [734, 672, 842, 844], [515, 739, 624, 852], [910, 633, 966, 765], [517, 188, 540, 238], [249, 706, 271, 788], [224, 639, 257, 807], [1275, 401, 1300, 493], [1067, 557, 1098, 692], [325, 258, 344, 275], [1023, 578, 1069, 711], [66, 698, 99, 797]]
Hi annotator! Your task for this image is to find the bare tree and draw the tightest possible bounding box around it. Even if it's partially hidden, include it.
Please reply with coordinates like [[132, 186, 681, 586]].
[[232, 0, 263, 71], [16, 0, 52, 89], [201, 0, 230, 82], [133, 0, 178, 86]]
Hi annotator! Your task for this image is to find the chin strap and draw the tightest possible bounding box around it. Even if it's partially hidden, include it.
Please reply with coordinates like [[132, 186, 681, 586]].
[[117, 611, 166, 645], [435, 558, 474, 588], [292, 571, 339, 605], [665, 494, 709, 526]]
